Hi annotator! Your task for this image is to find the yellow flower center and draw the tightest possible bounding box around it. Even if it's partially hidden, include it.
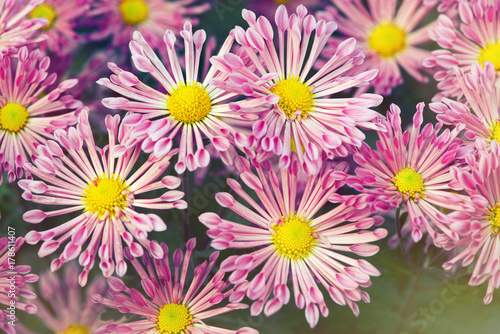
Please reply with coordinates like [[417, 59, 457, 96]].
[[489, 120, 500, 143], [57, 325, 89, 334], [271, 76, 315, 119], [157, 303, 193, 334], [488, 203, 500, 235], [394, 168, 425, 200], [82, 174, 129, 218], [368, 23, 406, 58], [29, 4, 57, 30], [272, 215, 316, 260], [479, 42, 500, 70], [0, 103, 29, 133], [167, 82, 212, 124], [119, 0, 149, 26]]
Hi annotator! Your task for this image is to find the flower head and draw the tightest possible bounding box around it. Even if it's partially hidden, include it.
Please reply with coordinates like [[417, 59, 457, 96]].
[[200, 156, 386, 328], [349, 103, 470, 244], [211, 5, 383, 175], [0, 47, 81, 184], [99, 23, 255, 173], [425, 0, 500, 100], [20, 109, 187, 286], [0, 237, 38, 334], [319, 0, 437, 95], [93, 239, 258, 334], [88, 0, 209, 49]]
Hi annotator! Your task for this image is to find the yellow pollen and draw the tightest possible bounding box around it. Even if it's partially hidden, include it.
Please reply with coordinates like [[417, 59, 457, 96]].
[[368, 23, 406, 58], [394, 168, 425, 200], [157, 303, 193, 334], [29, 4, 57, 30], [82, 173, 129, 218], [488, 203, 500, 235], [479, 42, 500, 70], [0, 103, 29, 133], [271, 76, 315, 119], [489, 120, 500, 143], [119, 0, 149, 26], [272, 215, 316, 260], [167, 82, 212, 124], [58, 325, 89, 334]]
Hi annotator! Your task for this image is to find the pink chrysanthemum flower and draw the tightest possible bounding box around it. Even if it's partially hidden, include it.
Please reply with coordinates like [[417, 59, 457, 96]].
[[211, 5, 383, 175], [349, 103, 470, 244], [319, 0, 437, 95], [0, 0, 48, 56], [20, 109, 187, 286], [0, 237, 38, 334], [92, 239, 258, 334], [442, 140, 500, 304], [89, 0, 209, 49], [26, 0, 91, 55], [430, 63, 500, 148], [0, 47, 80, 184], [98, 23, 256, 173], [20, 262, 119, 334], [200, 156, 387, 328], [424, 0, 500, 101]]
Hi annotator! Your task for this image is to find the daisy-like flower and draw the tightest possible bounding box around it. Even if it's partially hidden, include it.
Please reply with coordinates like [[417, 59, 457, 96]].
[[92, 239, 258, 334], [20, 262, 118, 334], [349, 102, 469, 244], [0, 47, 80, 184], [319, 0, 437, 95], [20, 109, 187, 286], [211, 5, 383, 175], [0, 237, 38, 334], [442, 140, 500, 304], [98, 23, 257, 174], [0, 0, 48, 56], [424, 0, 500, 101], [88, 0, 209, 49], [200, 155, 387, 328], [430, 63, 500, 148], [26, 0, 91, 55]]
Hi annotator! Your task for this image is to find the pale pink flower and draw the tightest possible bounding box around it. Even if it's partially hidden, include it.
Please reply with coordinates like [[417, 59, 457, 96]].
[[0, 237, 38, 334], [20, 109, 187, 286], [442, 140, 500, 304], [430, 63, 500, 148], [0, 47, 81, 184], [0, 0, 48, 56], [26, 0, 91, 55], [200, 156, 387, 328], [19, 262, 119, 334], [211, 5, 383, 175], [319, 0, 438, 95], [92, 239, 258, 334], [88, 0, 210, 49], [98, 23, 256, 174], [424, 0, 500, 101]]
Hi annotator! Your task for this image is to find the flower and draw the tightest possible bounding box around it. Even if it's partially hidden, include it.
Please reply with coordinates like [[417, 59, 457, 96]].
[[92, 239, 258, 334], [211, 5, 383, 175], [88, 0, 209, 49], [98, 23, 256, 174], [0, 47, 81, 184], [0, 0, 48, 56], [424, 0, 500, 101], [199, 155, 387, 328], [0, 237, 38, 334], [430, 63, 500, 148], [19, 262, 118, 334], [20, 109, 187, 286], [442, 140, 500, 304], [349, 102, 470, 244], [319, 0, 437, 95], [245, 0, 322, 20], [26, 0, 91, 55]]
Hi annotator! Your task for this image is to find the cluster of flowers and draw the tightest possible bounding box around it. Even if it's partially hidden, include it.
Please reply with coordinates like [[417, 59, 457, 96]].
[[1, 0, 500, 332]]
